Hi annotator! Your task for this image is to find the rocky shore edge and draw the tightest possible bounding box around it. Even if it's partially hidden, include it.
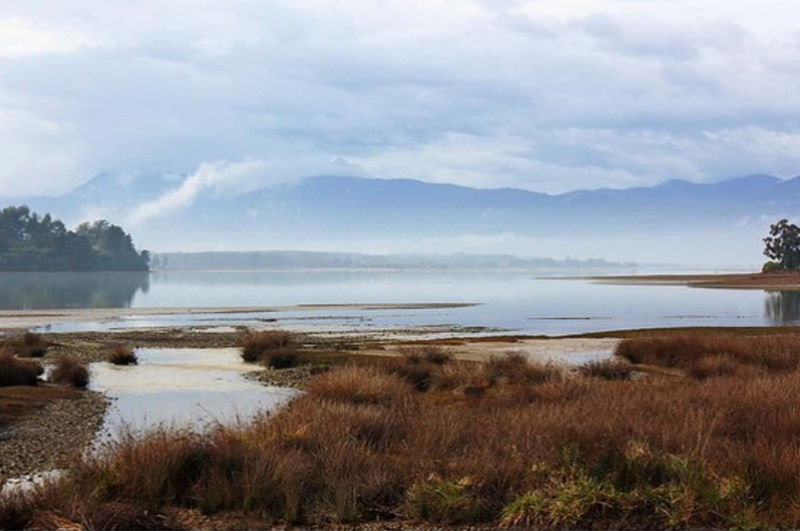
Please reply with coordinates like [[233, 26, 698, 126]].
[[0, 389, 107, 486]]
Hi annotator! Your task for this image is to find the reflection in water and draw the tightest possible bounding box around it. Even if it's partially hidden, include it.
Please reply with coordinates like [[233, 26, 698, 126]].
[[0, 272, 149, 310], [764, 291, 800, 325]]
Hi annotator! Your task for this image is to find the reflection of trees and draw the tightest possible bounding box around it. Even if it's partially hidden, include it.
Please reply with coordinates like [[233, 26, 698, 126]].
[[0, 272, 149, 310], [764, 291, 800, 325]]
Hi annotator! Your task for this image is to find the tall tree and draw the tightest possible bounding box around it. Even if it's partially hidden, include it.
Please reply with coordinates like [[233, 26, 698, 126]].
[[763, 219, 800, 271]]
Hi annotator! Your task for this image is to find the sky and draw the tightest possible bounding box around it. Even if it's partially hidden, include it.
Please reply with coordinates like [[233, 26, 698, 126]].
[[1, 0, 800, 199]]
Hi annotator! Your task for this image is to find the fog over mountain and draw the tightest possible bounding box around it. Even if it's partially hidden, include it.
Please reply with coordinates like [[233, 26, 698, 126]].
[[16, 172, 800, 268]]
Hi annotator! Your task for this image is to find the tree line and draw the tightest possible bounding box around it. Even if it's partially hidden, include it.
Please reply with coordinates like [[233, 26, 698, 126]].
[[0, 206, 149, 271]]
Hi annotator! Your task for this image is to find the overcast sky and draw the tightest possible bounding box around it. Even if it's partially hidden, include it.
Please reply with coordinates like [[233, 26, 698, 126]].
[[2, 0, 800, 197]]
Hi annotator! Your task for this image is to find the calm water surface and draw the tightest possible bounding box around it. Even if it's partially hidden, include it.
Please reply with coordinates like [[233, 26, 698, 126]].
[[89, 348, 297, 440], [1, 270, 797, 335]]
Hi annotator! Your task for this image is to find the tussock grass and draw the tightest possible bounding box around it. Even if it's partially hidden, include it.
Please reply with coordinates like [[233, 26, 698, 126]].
[[578, 359, 633, 380], [2, 332, 48, 358], [49, 356, 89, 388], [10, 337, 800, 528], [306, 365, 412, 406], [0, 347, 43, 387], [107, 344, 138, 365], [240, 330, 299, 368], [616, 332, 800, 377], [399, 344, 452, 365]]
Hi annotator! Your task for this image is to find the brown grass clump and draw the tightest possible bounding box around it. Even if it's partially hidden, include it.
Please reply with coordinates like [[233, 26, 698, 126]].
[[49, 356, 90, 388], [306, 365, 412, 406], [616, 332, 800, 377], [578, 359, 634, 380], [108, 344, 138, 365], [20, 332, 47, 357], [0, 347, 43, 387], [2, 332, 48, 358], [484, 351, 562, 385], [399, 344, 452, 365], [240, 330, 299, 368]]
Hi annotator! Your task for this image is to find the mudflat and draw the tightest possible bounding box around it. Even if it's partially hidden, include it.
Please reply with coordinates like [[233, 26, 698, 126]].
[[0, 302, 477, 332], [587, 272, 800, 289]]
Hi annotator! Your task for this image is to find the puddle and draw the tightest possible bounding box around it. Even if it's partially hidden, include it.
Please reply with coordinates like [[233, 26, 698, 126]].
[[89, 348, 298, 440], [546, 350, 614, 365]]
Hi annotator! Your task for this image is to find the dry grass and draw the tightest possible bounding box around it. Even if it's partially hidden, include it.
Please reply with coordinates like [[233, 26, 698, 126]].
[[578, 359, 633, 380], [306, 365, 412, 406], [240, 330, 299, 368], [616, 332, 800, 377], [10, 335, 800, 528], [0, 347, 43, 387], [399, 345, 453, 365], [107, 344, 138, 365], [49, 356, 90, 388], [2, 332, 48, 358]]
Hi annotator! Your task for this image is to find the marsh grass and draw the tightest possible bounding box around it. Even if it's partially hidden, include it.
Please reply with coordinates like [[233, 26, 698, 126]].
[[2, 332, 48, 358], [0, 347, 43, 387], [240, 330, 300, 368], [8, 336, 800, 529], [49, 356, 89, 388], [616, 332, 800, 377], [108, 344, 138, 365], [578, 359, 633, 380]]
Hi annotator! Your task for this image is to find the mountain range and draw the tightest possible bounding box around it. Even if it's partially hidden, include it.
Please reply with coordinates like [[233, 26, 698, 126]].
[[11, 173, 800, 266]]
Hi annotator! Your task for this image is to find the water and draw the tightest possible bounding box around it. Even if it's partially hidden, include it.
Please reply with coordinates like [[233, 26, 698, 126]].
[[2, 270, 798, 335], [89, 348, 297, 440]]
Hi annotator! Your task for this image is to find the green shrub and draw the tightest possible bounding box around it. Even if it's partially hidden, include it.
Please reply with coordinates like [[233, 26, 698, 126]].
[[406, 477, 477, 524], [762, 261, 782, 273]]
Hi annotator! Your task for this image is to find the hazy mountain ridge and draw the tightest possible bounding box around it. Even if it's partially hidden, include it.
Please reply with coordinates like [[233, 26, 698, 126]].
[[12, 173, 800, 265]]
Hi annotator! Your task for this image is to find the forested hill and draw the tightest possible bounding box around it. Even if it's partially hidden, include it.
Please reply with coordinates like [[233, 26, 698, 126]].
[[0, 206, 149, 271]]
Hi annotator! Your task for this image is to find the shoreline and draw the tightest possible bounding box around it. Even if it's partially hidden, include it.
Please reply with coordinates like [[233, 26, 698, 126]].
[[583, 272, 800, 290], [0, 386, 106, 486], [0, 302, 478, 333]]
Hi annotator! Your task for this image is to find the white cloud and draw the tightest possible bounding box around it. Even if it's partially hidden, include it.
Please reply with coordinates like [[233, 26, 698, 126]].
[[0, 0, 800, 197], [127, 159, 267, 226], [0, 18, 95, 57]]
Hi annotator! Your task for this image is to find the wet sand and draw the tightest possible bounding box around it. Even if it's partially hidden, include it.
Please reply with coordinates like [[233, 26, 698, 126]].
[[360, 336, 620, 364], [0, 302, 477, 333]]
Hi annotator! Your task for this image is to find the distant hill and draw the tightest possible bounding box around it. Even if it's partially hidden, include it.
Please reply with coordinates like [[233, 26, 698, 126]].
[[15, 173, 800, 265], [152, 250, 636, 270]]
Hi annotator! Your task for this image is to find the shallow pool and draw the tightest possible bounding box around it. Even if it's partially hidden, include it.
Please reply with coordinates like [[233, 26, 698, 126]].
[[89, 348, 298, 440]]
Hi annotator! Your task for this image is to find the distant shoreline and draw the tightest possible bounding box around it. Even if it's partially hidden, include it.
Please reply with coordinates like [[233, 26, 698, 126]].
[[584, 272, 800, 290]]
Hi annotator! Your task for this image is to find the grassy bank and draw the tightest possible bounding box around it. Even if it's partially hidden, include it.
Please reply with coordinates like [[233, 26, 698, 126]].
[[4, 332, 800, 529]]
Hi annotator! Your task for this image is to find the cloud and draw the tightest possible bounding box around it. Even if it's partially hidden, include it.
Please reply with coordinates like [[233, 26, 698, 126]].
[[0, 18, 95, 58], [1, 0, 800, 198], [127, 160, 267, 226], [126, 153, 359, 226]]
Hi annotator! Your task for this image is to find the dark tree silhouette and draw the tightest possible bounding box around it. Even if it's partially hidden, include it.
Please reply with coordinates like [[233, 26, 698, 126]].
[[0, 206, 149, 271], [763, 219, 800, 271]]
